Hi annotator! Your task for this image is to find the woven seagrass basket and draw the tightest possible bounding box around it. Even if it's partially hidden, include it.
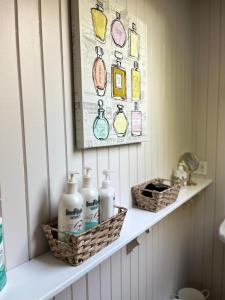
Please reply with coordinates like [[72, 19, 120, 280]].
[[132, 179, 181, 213], [42, 206, 127, 266]]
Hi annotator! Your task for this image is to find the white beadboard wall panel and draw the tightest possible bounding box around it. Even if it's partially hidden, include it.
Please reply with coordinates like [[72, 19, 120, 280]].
[[130, 245, 139, 300], [87, 267, 101, 300], [111, 251, 122, 300], [55, 287, 72, 300], [121, 243, 131, 300], [138, 233, 147, 300], [192, 0, 225, 299], [41, 0, 67, 219], [17, 0, 50, 259], [100, 258, 111, 300], [72, 277, 87, 300], [0, 0, 198, 299], [0, 0, 29, 269]]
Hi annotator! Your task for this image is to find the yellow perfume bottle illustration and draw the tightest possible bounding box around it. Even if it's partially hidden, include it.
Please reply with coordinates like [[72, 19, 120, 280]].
[[91, 1, 107, 43], [113, 104, 129, 137], [111, 51, 127, 100], [129, 23, 140, 59], [131, 61, 141, 101]]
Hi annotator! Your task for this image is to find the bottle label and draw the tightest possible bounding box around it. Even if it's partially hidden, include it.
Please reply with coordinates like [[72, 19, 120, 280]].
[[115, 73, 122, 88], [85, 198, 99, 230], [0, 242, 4, 269], [63, 207, 84, 234], [0, 234, 7, 291]]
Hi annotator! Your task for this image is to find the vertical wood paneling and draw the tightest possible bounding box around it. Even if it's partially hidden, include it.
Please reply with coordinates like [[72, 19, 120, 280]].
[[0, 0, 198, 298], [0, 0, 29, 269], [121, 245, 131, 300], [100, 259, 111, 300], [55, 287, 72, 300], [130, 246, 139, 300], [111, 251, 122, 300], [138, 233, 147, 300], [202, 0, 220, 292], [192, 1, 225, 300], [17, 0, 50, 258], [87, 267, 101, 300], [119, 146, 130, 208], [72, 277, 87, 300], [60, 0, 83, 179], [40, 0, 67, 219]]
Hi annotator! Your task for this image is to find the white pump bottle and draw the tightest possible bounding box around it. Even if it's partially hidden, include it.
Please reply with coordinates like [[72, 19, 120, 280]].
[[99, 170, 115, 222], [80, 167, 99, 230], [58, 173, 84, 242]]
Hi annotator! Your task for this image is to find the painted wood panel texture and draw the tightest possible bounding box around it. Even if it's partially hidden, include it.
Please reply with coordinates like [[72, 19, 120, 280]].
[[0, 0, 199, 299], [191, 0, 225, 299]]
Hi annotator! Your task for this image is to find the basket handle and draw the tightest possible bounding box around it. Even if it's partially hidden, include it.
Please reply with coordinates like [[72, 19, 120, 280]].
[[114, 205, 127, 213], [201, 290, 210, 299]]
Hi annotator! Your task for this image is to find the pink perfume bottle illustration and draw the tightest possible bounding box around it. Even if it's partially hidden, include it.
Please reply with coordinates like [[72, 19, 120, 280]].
[[131, 102, 142, 136], [93, 46, 107, 96], [111, 12, 127, 48]]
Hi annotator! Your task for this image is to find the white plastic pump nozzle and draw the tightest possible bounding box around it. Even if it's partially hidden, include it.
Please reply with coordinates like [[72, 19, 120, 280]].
[[66, 172, 79, 194], [102, 169, 113, 188], [83, 167, 92, 188]]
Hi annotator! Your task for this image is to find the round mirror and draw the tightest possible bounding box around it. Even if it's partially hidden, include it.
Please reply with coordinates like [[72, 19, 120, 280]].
[[178, 152, 199, 185]]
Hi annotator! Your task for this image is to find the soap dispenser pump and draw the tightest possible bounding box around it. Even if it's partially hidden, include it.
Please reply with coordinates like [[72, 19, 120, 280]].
[[99, 169, 115, 222], [58, 172, 84, 242], [80, 167, 99, 230]]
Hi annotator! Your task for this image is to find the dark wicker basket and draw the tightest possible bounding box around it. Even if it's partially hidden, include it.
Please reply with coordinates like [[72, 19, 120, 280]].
[[42, 206, 127, 266], [132, 179, 181, 212]]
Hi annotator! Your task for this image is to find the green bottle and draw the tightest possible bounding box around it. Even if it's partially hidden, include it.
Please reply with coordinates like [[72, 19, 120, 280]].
[[0, 219, 7, 291], [93, 100, 109, 140]]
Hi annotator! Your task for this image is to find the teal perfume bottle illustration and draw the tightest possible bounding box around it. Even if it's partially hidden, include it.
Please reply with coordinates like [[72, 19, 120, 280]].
[[93, 100, 109, 140]]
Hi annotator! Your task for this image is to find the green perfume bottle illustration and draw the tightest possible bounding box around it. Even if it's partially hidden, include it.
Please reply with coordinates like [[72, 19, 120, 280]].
[[93, 100, 109, 140]]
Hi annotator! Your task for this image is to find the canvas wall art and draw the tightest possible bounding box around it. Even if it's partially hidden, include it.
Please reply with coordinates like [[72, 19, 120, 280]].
[[71, 0, 148, 149]]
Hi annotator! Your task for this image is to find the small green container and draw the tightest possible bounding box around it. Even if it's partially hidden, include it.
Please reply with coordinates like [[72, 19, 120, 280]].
[[0, 219, 7, 291]]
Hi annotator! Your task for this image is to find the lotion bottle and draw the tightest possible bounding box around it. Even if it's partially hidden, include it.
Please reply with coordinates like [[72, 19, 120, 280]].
[[0, 217, 6, 291], [99, 170, 115, 222], [58, 173, 84, 242], [80, 167, 99, 230]]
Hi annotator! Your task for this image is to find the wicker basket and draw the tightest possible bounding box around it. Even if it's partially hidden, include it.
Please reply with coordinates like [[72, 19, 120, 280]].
[[132, 179, 181, 213], [42, 206, 127, 266]]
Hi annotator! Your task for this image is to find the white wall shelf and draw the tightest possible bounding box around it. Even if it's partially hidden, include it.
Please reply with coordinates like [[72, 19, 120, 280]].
[[0, 178, 212, 300]]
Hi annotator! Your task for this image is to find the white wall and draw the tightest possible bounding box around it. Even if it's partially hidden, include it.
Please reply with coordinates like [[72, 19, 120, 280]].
[[0, 0, 196, 299], [191, 0, 225, 299]]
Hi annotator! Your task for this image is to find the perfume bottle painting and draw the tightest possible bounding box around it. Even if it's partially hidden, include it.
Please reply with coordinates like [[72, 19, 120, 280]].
[[113, 104, 129, 137], [129, 23, 140, 59], [93, 100, 109, 140], [131, 61, 141, 101], [91, 1, 107, 43], [111, 51, 127, 100], [131, 102, 142, 136], [111, 12, 127, 48], [93, 46, 107, 96]]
